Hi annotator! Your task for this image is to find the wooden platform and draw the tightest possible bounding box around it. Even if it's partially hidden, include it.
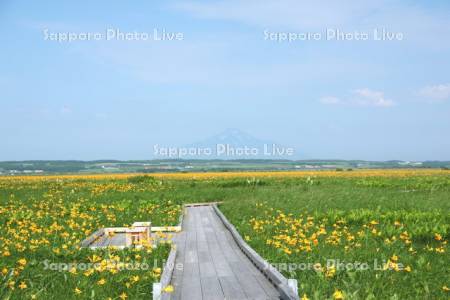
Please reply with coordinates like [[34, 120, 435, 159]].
[[168, 205, 281, 300]]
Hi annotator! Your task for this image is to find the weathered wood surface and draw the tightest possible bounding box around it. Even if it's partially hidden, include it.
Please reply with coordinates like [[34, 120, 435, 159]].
[[167, 205, 281, 300], [160, 243, 178, 300], [213, 205, 299, 300], [80, 228, 105, 248]]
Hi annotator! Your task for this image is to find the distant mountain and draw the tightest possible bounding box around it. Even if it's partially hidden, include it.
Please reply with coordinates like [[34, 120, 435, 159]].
[[188, 128, 272, 149], [174, 128, 300, 159]]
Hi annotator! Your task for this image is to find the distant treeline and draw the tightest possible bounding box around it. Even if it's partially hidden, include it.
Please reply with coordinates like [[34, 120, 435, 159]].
[[0, 159, 449, 175]]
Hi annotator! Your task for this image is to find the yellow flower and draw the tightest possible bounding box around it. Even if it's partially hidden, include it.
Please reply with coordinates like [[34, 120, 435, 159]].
[[283, 248, 292, 255], [131, 275, 140, 282], [325, 266, 336, 278], [74, 287, 82, 295], [90, 254, 101, 262], [333, 289, 345, 300], [19, 281, 27, 289], [390, 254, 398, 262], [97, 278, 106, 285], [435, 247, 445, 253], [301, 294, 310, 300], [2, 268, 8, 276], [18, 258, 27, 266], [443, 285, 450, 292], [163, 285, 174, 293], [8, 281, 15, 290], [404, 266, 411, 272], [119, 292, 128, 300]]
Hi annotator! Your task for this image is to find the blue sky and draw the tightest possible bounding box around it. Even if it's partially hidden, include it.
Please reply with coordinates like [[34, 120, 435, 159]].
[[1, 0, 450, 161]]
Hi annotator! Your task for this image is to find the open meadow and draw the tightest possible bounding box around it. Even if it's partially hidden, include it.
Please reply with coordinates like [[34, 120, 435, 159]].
[[3, 1, 450, 299], [0, 169, 449, 299]]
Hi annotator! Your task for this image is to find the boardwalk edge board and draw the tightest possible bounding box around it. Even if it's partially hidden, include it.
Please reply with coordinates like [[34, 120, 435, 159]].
[[213, 204, 300, 300], [184, 201, 223, 207], [153, 206, 185, 300], [154, 244, 177, 300], [80, 228, 105, 248]]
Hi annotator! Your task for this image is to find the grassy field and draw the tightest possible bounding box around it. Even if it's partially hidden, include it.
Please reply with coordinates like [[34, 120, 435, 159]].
[[1, 170, 449, 299], [217, 176, 450, 299], [0, 176, 180, 300]]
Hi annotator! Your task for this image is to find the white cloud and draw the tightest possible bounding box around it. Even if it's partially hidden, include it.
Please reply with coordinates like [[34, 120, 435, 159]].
[[419, 83, 450, 102], [320, 88, 395, 107], [352, 88, 395, 107]]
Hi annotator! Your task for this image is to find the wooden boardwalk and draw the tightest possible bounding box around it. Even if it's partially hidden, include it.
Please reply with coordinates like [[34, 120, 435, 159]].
[[168, 205, 281, 300]]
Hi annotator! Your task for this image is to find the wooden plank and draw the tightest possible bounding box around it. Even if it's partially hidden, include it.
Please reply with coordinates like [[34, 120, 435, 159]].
[[169, 204, 285, 300], [184, 201, 223, 207], [161, 245, 177, 287], [180, 277, 202, 300], [108, 233, 127, 247], [173, 231, 186, 262], [208, 246, 234, 277], [213, 205, 298, 300], [254, 270, 282, 299], [197, 250, 210, 263], [205, 229, 235, 277], [209, 205, 285, 299], [171, 236, 186, 298], [205, 205, 269, 299], [205, 207, 238, 256], [218, 276, 248, 300], [229, 261, 270, 300], [151, 226, 181, 232], [94, 235, 110, 248], [199, 261, 216, 278], [160, 245, 178, 300], [170, 232, 186, 300], [80, 228, 105, 247], [200, 276, 224, 300], [203, 206, 249, 300], [184, 240, 198, 264], [180, 208, 203, 300]]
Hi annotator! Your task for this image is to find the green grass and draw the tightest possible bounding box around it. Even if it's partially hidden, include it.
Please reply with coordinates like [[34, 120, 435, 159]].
[[1, 174, 449, 299], [216, 176, 450, 299], [0, 178, 179, 300]]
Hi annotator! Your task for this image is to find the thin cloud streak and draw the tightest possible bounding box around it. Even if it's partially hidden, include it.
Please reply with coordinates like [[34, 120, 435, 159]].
[[320, 88, 395, 108], [419, 83, 450, 102]]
